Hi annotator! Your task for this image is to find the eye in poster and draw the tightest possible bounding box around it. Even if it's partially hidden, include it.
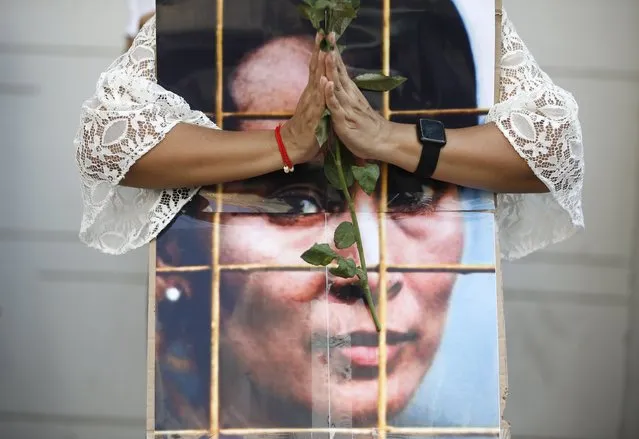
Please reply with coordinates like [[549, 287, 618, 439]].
[[150, 1, 501, 438]]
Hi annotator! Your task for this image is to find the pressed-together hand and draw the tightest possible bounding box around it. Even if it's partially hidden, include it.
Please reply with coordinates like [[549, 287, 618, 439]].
[[323, 33, 392, 161], [280, 33, 328, 164]]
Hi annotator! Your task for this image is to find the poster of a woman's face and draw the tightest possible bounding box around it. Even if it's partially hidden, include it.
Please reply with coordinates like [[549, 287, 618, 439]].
[[152, 0, 500, 437]]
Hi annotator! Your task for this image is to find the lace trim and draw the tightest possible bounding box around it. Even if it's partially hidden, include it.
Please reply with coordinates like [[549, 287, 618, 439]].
[[74, 17, 217, 254], [488, 10, 584, 260]]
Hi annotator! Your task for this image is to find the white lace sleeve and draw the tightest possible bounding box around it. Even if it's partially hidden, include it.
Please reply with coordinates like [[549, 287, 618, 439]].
[[74, 17, 213, 255], [488, 10, 585, 261]]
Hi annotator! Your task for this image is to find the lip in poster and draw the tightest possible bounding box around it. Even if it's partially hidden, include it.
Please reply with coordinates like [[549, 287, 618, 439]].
[[149, 1, 502, 438]]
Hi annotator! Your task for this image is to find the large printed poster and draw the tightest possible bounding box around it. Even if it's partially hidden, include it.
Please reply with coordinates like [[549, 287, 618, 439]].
[[150, 1, 501, 438]]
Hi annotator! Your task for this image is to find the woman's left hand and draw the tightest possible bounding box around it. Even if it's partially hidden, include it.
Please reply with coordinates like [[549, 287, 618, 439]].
[[323, 34, 392, 161]]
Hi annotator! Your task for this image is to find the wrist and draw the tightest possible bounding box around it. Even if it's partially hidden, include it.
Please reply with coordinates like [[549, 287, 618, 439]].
[[382, 121, 423, 172], [279, 121, 306, 165]]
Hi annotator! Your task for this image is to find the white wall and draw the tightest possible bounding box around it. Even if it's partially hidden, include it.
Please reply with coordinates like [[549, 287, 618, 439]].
[[0, 1, 637, 439], [501, 1, 639, 439], [0, 1, 149, 438]]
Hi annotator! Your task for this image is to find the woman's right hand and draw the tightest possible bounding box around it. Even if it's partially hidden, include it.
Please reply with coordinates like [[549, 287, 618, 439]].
[[280, 33, 328, 164]]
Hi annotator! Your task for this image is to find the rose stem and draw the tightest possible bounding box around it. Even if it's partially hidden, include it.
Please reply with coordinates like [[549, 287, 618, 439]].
[[333, 129, 381, 332]]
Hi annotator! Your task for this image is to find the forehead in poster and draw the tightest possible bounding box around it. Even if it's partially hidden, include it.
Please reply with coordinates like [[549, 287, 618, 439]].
[[153, 0, 500, 436]]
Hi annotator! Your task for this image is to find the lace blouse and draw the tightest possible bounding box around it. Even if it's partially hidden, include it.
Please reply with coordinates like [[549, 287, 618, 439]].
[[73, 9, 584, 260]]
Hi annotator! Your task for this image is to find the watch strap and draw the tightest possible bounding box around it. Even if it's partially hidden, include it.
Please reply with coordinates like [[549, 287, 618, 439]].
[[415, 139, 442, 178], [414, 119, 446, 178]]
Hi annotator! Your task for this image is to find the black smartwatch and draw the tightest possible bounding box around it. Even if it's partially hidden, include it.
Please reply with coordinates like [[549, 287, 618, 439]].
[[414, 118, 447, 178]]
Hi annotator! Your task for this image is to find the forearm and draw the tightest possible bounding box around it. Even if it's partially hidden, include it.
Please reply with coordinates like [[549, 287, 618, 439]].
[[121, 123, 297, 189], [384, 121, 548, 193]]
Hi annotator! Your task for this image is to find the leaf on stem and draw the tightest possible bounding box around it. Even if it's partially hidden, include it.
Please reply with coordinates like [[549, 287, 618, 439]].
[[324, 152, 342, 189], [315, 113, 330, 148], [356, 267, 367, 282], [352, 163, 380, 195], [334, 221, 356, 249], [298, 5, 324, 29], [330, 256, 357, 278], [324, 141, 355, 189], [299, 0, 359, 47], [313, 0, 336, 8], [330, 5, 357, 41], [339, 143, 355, 185], [353, 73, 407, 92], [301, 243, 338, 266]]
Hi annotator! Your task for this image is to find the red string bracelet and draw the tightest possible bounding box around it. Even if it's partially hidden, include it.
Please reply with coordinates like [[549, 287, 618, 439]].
[[274, 124, 294, 173]]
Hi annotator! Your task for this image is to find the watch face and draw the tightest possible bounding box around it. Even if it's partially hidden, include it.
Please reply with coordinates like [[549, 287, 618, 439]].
[[419, 119, 447, 146]]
